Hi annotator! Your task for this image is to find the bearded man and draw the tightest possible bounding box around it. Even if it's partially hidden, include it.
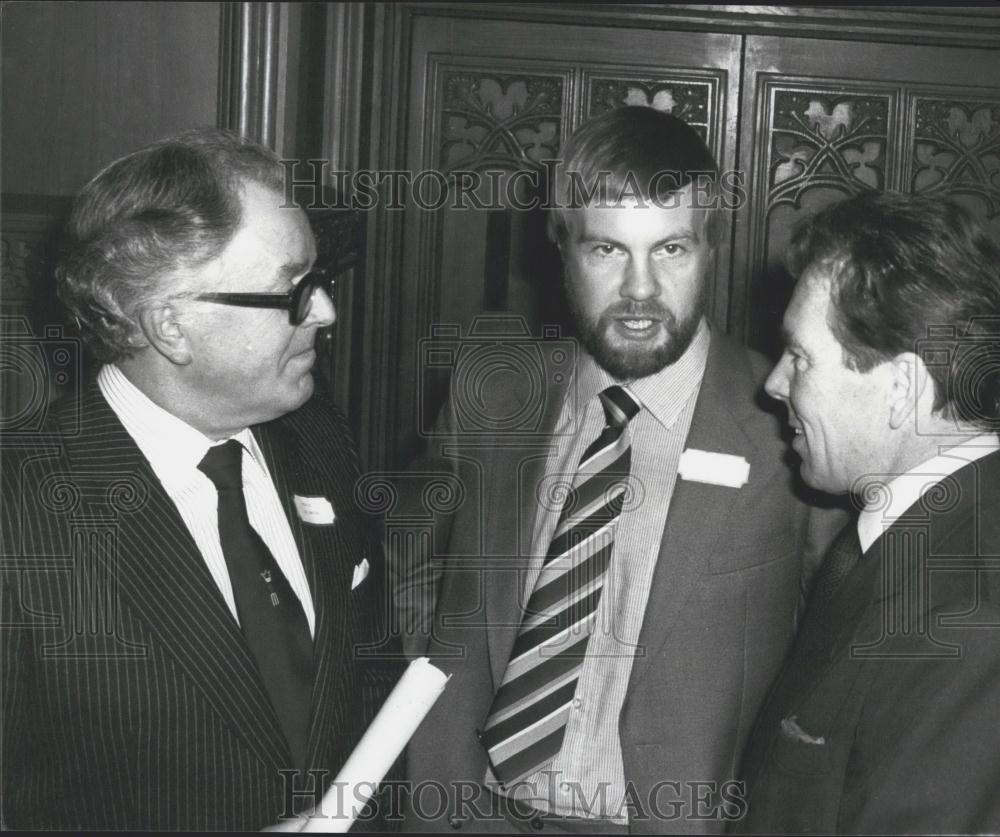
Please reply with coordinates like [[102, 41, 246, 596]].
[[394, 107, 839, 834]]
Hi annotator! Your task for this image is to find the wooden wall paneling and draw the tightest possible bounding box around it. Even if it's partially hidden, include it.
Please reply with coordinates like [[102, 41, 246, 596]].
[[218, 1, 281, 147], [317, 2, 370, 434], [902, 92, 1000, 239], [359, 2, 410, 472], [415, 54, 574, 451], [734, 35, 1000, 357], [408, 4, 1000, 50], [1, 1, 220, 197]]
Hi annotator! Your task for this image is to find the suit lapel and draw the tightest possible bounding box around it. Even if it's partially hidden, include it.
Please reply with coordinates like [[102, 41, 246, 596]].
[[253, 415, 355, 768], [484, 345, 573, 688], [628, 332, 761, 690], [62, 383, 289, 770]]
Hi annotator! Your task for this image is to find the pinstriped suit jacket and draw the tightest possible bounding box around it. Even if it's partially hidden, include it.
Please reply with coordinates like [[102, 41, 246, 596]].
[[1, 379, 401, 830]]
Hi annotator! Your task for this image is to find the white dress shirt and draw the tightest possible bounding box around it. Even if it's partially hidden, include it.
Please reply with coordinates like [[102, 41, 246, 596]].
[[98, 364, 316, 636], [857, 433, 1000, 553]]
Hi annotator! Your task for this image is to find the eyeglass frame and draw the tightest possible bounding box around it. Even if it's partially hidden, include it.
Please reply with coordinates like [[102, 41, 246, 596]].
[[194, 267, 336, 326]]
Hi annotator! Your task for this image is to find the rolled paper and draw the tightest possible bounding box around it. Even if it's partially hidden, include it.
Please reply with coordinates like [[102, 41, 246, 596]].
[[298, 657, 449, 833]]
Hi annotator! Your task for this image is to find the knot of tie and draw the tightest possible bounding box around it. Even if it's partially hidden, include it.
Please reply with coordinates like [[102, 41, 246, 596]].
[[598, 385, 642, 429], [198, 439, 245, 492]]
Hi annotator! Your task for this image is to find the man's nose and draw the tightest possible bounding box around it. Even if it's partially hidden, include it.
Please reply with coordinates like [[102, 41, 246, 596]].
[[620, 257, 661, 301], [764, 353, 792, 402]]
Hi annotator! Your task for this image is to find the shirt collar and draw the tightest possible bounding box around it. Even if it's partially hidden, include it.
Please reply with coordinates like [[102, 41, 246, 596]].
[[569, 317, 710, 430], [857, 433, 1000, 553], [98, 364, 263, 488]]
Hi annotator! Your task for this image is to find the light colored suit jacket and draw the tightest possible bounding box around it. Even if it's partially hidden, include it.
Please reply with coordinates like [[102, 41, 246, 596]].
[[395, 329, 842, 833], [1, 380, 401, 830]]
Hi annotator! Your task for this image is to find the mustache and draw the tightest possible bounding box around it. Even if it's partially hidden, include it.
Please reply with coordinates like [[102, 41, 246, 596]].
[[601, 299, 674, 322]]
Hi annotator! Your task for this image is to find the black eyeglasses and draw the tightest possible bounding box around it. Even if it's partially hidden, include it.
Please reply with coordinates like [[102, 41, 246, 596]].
[[195, 268, 335, 326]]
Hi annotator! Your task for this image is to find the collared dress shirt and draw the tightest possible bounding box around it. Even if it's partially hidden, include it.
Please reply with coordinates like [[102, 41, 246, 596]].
[[98, 364, 316, 636], [857, 433, 1000, 554]]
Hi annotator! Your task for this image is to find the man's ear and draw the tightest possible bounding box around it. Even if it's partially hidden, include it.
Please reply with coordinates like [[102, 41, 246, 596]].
[[137, 303, 193, 365], [887, 351, 931, 430]]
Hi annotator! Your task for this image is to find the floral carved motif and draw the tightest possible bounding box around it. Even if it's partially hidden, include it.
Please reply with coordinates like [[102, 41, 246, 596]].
[[588, 79, 713, 141], [440, 72, 564, 171], [769, 91, 891, 207], [912, 99, 1000, 217]]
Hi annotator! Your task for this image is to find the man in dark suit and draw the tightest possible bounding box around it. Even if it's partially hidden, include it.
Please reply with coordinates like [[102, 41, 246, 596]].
[[395, 107, 840, 833], [734, 192, 1000, 833], [1, 129, 399, 830]]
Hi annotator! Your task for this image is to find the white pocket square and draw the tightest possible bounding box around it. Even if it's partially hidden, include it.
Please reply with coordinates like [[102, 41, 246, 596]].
[[351, 558, 370, 590], [780, 715, 825, 746]]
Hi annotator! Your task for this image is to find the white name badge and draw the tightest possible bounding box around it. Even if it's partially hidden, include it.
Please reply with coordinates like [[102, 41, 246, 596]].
[[678, 449, 750, 489], [293, 494, 336, 525]]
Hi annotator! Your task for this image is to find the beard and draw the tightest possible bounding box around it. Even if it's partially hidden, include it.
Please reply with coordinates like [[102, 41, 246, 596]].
[[565, 287, 705, 381]]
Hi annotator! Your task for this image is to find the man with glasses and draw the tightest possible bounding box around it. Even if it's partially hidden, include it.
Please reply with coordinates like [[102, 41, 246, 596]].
[[0, 129, 398, 830]]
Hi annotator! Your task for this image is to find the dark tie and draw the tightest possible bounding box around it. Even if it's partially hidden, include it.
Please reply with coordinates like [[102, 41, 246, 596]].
[[807, 519, 863, 613], [480, 385, 642, 786], [198, 439, 313, 771]]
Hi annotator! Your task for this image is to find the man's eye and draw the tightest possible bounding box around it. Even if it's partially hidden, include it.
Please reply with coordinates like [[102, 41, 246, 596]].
[[661, 243, 686, 256], [593, 244, 618, 256]]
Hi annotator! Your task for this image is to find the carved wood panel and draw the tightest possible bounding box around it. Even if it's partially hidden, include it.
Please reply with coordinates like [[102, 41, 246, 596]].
[[737, 35, 1000, 357], [584, 71, 723, 153], [438, 70, 565, 172], [907, 95, 1000, 233]]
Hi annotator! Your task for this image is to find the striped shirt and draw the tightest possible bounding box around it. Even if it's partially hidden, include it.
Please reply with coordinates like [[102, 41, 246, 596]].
[[98, 364, 316, 636], [497, 319, 710, 821]]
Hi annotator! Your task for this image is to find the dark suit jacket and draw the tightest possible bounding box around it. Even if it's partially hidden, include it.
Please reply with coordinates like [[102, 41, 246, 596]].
[[395, 329, 841, 833], [734, 448, 1000, 834], [1, 379, 401, 830]]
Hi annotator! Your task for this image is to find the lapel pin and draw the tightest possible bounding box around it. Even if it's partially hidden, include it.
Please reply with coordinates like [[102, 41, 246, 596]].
[[259, 570, 280, 607]]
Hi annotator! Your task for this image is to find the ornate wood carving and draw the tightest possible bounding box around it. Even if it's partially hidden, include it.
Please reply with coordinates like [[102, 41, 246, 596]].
[[767, 88, 892, 205], [439, 71, 565, 172], [586, 76, 717, 145], [909, 97, 1000, 217]]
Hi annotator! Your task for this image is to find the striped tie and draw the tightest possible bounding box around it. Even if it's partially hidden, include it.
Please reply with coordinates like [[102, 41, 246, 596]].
[[480, 384, 642, 786]]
